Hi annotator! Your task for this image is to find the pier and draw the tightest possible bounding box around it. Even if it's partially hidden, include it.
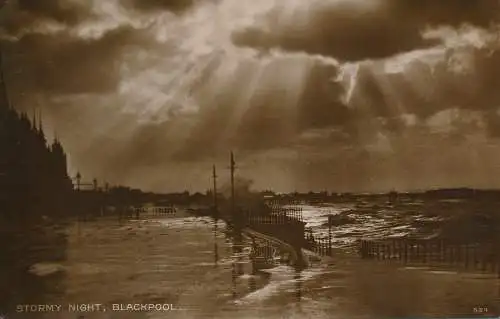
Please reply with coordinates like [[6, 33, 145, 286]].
[[208, 152, 339, 269]]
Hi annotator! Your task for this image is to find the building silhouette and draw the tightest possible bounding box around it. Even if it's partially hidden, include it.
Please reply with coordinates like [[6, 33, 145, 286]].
[[0, 50, 73, 219]]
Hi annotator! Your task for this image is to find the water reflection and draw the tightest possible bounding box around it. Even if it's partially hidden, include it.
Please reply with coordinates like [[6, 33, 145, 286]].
[[0, 218, 69, 316], [295, 267, 302, 302], [221, 218, 305, 304], [213, 217, 218, 267]]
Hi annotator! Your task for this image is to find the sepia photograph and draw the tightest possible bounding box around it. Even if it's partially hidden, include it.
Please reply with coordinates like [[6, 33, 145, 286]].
[[1, 0, 500, 318]]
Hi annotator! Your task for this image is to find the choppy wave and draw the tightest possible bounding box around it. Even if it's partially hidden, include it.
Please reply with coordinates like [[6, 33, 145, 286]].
[[302, 198, 500, 248]]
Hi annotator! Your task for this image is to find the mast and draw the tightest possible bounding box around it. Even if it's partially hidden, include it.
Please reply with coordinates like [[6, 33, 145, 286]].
[[229, 151, 243, 276], [212, 164, 218, 218], [212, 164, 219, 266], [230, 151, 236, 223]]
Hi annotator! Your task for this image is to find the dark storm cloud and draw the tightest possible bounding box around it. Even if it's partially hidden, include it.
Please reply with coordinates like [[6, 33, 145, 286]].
[[172, 57, 353, 161], [2, 0, 92, 35], [388, 0, 500, 27], [231, 61, 350, 150], [17, 0, 88, 24], [4, 0, 500, 193], [125, 0, 196, 12], [296, 62, 351, 130], [479, 48, 500, 137], [232, 9, 438, 62], [232, 0, 500, 61], [5, 26, 154, 95], [350, 63, 443, 123], [332, 39, 500, 143], [348, 43, 500, 138]]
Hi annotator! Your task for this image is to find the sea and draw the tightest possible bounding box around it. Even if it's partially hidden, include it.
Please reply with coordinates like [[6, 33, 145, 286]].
[[1, 197, 499, 319]]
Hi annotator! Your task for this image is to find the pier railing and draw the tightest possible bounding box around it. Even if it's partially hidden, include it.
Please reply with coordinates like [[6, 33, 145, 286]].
[[249, 241, 281, 269], [304, 233, 332, 256], [239, 204, 306, 250], [359, 238, 500, 276], [145, 206, 176, 216], [244, 212, 303, 225], [267, 205, 304, 222]]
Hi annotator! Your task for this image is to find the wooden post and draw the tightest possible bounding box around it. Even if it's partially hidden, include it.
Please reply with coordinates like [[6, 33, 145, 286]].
[[230, 151, 236, 225], [450, 244, 454, 264], [413, 241, 417, 262], [404, 240, 408, 263], [397, 240, 401, 261], [76, 172, 81, 191], [442, 241, 445, 263], [416, 242, 420, 262], [473, 245, 478, 269], [464, 244, 469, 269], [428, 241, 431, 263], [493, 245, 497, 273], [481, 249, 487, 271], [212, 165, 218, 221], [497, 247, 500, 279], [328, 215, 333, 256], [494, 246, 499, 275], [422, 241, 427, 264], [432, 240, 436, 263], [391, 240, 396, 260]]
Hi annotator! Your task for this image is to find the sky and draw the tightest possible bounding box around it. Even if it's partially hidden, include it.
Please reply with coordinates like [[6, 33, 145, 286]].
[[2, 0, 500, 193]]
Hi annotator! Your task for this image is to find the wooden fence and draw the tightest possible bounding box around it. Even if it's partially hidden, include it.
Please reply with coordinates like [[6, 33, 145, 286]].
[[268, 206, 304, 222], [129, 206, 176, 216], [359, 238, 500, 276], [150, 206, 176, 216], [244, 213, 302, 225], [304, 230, 332, 256], [237, 204, 306, 249]]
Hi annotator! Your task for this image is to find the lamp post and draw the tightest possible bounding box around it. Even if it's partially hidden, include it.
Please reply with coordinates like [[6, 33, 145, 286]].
[[328, 214, 334, 256], [75, 172, 81, 191]]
